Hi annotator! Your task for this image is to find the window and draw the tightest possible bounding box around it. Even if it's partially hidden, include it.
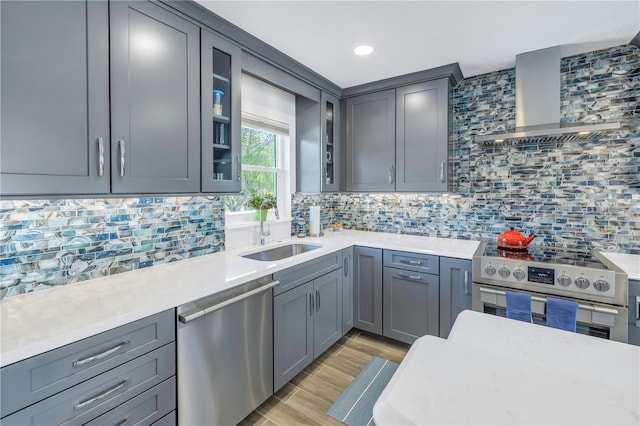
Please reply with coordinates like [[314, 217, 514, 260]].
[[225, 115, 288, 213]]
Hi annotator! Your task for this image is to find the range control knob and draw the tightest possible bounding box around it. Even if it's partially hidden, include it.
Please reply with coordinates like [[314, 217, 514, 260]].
[[485, 264, 496, 276], [574, 276, 591, 289], [498, 266, 511, 278], [513, 268, 526, 281], [557, 274, 572, 287], [593, 279, 610, 292]]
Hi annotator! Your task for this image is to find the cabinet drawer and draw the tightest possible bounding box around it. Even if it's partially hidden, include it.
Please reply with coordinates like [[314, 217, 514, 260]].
[[2, 343, 175, 426], [153, 410, 176, 426], [1, 309, 174, 417], [383, 250, 439, 274], [273, 251, 342, 295], [85, 376, 176, 426]]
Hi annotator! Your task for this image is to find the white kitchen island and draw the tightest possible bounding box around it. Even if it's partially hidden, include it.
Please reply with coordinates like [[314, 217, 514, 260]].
[[373, 310, 640, 425]]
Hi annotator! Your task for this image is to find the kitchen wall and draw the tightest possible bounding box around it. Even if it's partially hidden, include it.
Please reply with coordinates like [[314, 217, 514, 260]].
[[0, 197, 224, 298], [293, 44, 640, 253]]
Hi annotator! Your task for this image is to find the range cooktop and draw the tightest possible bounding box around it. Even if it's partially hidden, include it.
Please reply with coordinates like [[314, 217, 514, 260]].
[[482, 243, 609, 270]]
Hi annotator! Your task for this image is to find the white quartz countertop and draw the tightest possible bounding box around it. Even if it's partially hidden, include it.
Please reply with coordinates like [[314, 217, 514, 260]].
[[0, 230, 479, 367], [600, 252, 640, 281], [374, 310, 640, 425]]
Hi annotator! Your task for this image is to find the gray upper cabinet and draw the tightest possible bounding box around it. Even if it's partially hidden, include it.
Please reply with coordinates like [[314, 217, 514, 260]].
[[201, 29, 242, 193], [297, 91, 341, 193], [110, 1, 200, 194], [353, 246, 383, 334], [0, 0, 110, 196], [345, 90, 396, 192], [396, 79, 450, 192], [439, 257, 472, 338]]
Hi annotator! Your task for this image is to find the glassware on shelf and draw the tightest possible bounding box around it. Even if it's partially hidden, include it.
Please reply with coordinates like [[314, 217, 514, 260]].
[[213, 89, 224, 116]]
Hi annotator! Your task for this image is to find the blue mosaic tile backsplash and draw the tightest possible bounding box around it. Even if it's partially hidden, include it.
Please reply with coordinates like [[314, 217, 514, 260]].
[[1, 44, 638, 300], [0, 197, 224, 299], [293, 45, 640, 254]]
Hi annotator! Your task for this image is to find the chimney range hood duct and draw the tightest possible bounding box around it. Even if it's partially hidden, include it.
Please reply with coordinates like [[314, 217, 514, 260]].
[[476, 46, 620, 145]]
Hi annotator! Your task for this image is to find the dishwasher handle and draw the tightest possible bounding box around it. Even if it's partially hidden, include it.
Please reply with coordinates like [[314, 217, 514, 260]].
[[178, 280, 280, 324]]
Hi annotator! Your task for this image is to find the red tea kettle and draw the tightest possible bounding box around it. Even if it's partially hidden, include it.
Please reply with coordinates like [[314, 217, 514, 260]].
[[498, 227, 535, 250]]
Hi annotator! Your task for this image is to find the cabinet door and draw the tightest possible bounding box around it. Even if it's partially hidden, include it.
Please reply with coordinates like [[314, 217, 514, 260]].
[[0, 0, 110, 195], [439, 257, 472, 338], [273, 281, 313, 392], [396, 79, 449, 192], [321, 92, 341, 192], [353, 247, 383, 335], [342, 247, 354, 335], [201, 29, 242, 193], [383, 267, 439, 344], [345, 90, 396, 192], [313, 269, 343, 357], [110, 1, 200, 194]]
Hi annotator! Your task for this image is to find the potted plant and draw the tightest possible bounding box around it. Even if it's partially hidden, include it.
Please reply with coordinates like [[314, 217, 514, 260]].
[[247, 189, 276, 221]]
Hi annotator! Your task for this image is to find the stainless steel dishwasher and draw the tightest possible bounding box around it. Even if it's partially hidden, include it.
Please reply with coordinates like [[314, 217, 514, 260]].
[[177, 275, 278, 425]]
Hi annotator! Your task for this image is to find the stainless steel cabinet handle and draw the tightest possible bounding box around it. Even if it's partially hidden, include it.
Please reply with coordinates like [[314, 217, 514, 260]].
[[464, 271, 469, 295], [401, 259, 422, 266], [236, 154, 241, 181], [440, 162, 445, 182], [73, 341, 130, 367], [315, 290, 320, 311], [178, 280, 280, 323], [344, 258, 349, 277], [636, 296, 640, 327], [309, 293, 313, 316], [74, 379, 127, 410], [115, 418, 128, 426], [388, 165, 395, 184], [119, 140, 126, 177], [97, 138, 104, 177], [399, 273, 422, 281]]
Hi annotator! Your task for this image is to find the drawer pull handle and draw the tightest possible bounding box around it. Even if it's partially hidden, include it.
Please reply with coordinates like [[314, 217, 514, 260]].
[[399, 273, 422, 281], [115, 418, 129, 426], [401, 260, 422, 266], [73, 341, 130, 367], [74, 379, 128, 411]]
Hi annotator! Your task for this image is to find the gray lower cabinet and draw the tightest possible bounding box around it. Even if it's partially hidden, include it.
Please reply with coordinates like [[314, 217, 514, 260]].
[[0, 0, 110, 196], [342, 247, 354, 335], [353, 246, 383, 334], [439, 257, 473, 339], [629, 279, 640, 346], [0, 310, 176, 425], [110, 1, 200, 194], [273, 268, 343, 392], [395, 79, 450, 192], [345, 90, 396, 192]]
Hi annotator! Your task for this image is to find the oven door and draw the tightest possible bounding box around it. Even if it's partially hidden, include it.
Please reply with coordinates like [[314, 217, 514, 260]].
[[472, 283, 628, 343]]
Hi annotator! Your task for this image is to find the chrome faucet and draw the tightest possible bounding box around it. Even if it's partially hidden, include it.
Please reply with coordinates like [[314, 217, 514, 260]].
[[259, 199, 279, 246]]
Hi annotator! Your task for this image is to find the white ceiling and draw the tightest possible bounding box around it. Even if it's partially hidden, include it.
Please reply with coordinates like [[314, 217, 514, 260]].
[[197, 1, 640, 88]]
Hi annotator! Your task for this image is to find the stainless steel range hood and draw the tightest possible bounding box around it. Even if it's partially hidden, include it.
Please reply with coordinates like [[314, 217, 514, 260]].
[[476, 47, 620, 144]]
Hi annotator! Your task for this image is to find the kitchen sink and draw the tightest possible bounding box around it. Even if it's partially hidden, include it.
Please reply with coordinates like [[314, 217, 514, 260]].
[[241, 243, 321, 261]]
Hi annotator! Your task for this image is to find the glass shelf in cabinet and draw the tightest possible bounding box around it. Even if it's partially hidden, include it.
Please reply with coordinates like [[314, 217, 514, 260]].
[[213, 143, 231, 149], [213, 115, 230, 122], [212, 73, 230, 83]]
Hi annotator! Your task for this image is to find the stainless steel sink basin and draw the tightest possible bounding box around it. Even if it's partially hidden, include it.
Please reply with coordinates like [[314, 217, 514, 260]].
[[242, 243, 321, 261]]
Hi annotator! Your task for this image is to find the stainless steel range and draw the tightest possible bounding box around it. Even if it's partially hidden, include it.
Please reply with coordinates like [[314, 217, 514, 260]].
[[472, 242, 629, 342]]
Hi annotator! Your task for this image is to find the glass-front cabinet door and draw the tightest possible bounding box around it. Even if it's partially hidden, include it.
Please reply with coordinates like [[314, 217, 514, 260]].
[[201, 29, 241, 193], [321, 92, 340, 192]]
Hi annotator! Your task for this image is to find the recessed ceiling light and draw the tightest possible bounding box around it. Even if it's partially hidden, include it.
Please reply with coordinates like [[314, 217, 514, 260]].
[[495, 139, 505, 143], [578, 131, 590, 135], [354, 45, 373, 56]]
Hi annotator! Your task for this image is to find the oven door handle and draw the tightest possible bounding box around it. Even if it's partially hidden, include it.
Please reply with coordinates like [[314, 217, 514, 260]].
[[478, 287, 620, 316]]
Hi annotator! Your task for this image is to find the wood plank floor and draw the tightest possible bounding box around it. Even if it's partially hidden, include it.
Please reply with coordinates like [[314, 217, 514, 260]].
[[238, 330, 410, 426]]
